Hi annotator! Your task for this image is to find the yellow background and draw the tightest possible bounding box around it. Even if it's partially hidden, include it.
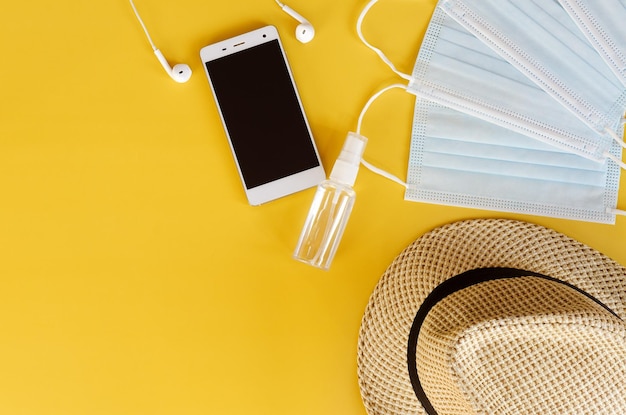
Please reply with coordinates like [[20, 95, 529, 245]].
[[1, 1, 625, 414]]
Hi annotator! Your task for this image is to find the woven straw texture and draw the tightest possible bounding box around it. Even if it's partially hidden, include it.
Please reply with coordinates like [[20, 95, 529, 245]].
[[357, 219, 626, 415]]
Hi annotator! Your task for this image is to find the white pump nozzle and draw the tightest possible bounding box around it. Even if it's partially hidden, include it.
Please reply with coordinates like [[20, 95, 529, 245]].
[[330, 132, 368, 186]]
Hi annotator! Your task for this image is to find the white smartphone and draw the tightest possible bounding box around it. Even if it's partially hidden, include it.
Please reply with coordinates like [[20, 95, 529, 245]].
[[200, 25, 325, 205]]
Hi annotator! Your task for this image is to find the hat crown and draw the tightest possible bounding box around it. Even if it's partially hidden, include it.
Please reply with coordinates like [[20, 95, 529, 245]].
[[358, 219, 626, 415], [417, 275, 626, 414]]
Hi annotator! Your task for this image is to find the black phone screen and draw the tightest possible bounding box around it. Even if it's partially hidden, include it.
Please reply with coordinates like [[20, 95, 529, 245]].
[[206, 40, 320, 190]]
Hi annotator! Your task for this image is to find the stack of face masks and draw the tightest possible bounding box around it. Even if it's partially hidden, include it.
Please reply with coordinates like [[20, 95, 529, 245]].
[[359, 0, 626, 224]]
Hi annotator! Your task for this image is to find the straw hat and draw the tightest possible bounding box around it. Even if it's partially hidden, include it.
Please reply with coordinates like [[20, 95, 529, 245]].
[[357, 219, 626, 415]]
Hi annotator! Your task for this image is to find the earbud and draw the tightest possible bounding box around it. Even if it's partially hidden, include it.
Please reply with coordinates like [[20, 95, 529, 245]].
[[129, 0, 192, 83], [154, 49, 192, 83], [275, 1, 315, 43]]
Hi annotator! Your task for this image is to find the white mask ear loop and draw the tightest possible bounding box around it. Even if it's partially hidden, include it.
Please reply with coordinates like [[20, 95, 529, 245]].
[[604, 125, 626, 149], [606, 207, 626, 217], [357, 0, 412, 82], [355, 1, 417, 188], [603, 150, 626, 170], [603, 116, 626, 168], [356, 83, 410, 189], [601, 116, 626, 219], [356, 86, 626, 219]]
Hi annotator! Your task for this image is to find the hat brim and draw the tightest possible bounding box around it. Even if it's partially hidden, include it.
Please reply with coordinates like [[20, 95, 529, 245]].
[[357, 219, 626, 415]]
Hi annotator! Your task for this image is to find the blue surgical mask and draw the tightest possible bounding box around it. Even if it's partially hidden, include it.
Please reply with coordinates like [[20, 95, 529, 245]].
[[405, 2, 616, 164], [355, 0, 625, 223], [407, 97, 622, 224], [558, 0, 626, 88], [440, 0, 626, 148]]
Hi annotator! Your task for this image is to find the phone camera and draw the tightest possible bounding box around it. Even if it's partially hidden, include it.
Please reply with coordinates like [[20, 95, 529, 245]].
[[263, 34, 267, 38]]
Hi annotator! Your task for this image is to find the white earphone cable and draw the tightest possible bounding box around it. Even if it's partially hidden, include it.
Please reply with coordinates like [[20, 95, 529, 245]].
[[357, 0, 412, 82], [356, 83, 409, 189], [129, 0, 158, 51], [274, 0, 286, 8]]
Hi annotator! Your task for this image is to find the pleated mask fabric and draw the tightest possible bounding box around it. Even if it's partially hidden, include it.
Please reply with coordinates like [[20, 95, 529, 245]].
[[355, 0, 626, 222], [406, 98, 622, 224], [406, 3, 614, 162], [404, 4, 622, 223], [440, 0, 626, 144], [557, 0, 626, 88]]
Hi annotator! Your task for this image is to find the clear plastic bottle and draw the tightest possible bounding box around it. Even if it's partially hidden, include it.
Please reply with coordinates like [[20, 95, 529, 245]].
[[293, 132, 367, 270]]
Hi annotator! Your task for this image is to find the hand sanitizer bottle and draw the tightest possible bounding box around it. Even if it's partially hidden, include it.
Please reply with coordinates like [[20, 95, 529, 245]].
[[294, 132, 367, 270]]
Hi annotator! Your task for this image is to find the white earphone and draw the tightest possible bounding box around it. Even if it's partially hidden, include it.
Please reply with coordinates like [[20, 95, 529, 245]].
[[129, 0, 192, 83], [129, 0, 314, 83], [274, 0, 315, 43]]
